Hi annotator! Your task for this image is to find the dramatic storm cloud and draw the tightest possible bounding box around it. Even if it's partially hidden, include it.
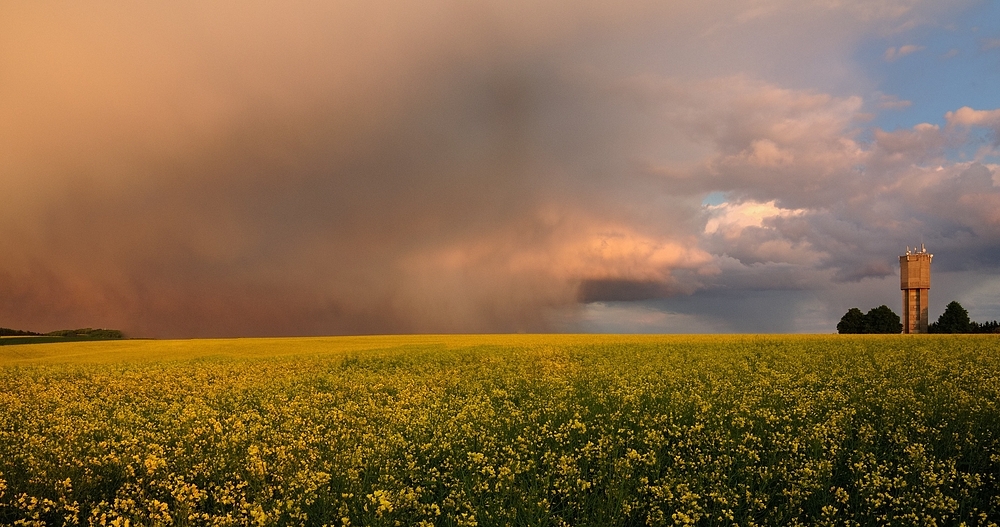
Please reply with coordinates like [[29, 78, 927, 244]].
[[2, 1, 999, 336]]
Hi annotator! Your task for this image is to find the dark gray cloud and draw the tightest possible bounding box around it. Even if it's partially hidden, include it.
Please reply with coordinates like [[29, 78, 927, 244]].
[[578, 279, 678, 303]]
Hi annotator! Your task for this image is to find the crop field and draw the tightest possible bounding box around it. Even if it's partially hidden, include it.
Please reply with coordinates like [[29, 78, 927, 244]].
[[1, 335, 999, 526]]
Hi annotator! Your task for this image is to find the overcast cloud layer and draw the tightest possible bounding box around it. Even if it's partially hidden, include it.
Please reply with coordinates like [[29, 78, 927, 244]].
[[2, 1, 999, 337]]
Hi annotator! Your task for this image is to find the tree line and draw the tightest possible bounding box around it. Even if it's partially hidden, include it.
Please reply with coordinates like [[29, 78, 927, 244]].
[[837, 301, 1000, 334], [0, 327, 124, 339], [927, 301, 1000, 333], [0, 327, 41, 337]]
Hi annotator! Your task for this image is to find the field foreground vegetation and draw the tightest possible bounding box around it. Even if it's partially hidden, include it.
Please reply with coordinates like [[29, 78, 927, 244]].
[[1, 334, 999, 526]]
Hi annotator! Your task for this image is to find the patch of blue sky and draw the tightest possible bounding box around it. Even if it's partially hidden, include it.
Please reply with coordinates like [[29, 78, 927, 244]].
[[855, 1, 1000, 135], [701, 191, 727, 206]]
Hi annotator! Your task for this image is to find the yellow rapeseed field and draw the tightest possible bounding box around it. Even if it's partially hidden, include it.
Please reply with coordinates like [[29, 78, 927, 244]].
[[1, 334, 999, 526]]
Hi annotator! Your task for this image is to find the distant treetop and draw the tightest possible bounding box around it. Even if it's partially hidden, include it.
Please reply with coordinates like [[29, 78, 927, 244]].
[[837, 305, 902, 334], [931, 301, 972, 334], [927, 301, 999, 334], [0, 327, 41, 337]]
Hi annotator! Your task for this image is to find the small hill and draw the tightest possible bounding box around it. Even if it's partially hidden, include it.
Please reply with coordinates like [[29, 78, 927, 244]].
[[44, 328, 124, 339]]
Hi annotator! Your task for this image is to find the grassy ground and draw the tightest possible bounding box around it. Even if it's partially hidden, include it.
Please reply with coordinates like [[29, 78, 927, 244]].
[[1, 334, 999, 526]]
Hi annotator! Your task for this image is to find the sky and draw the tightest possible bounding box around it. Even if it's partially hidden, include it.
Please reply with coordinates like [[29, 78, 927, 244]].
[[2, 1, 1000, 337]]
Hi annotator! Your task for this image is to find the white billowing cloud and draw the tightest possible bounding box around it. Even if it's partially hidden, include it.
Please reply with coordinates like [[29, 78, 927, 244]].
[[743, 139, 796, 167], [945, 107, 1000, 127], [629, 76, 867, 206], [644, 79, 1000, 291], [701, 200, 822, 269], [869, 122, 946, 169], [704, 200, 806, 239], [990, 164, 1000, 186], [943, 107, 1000, 159]]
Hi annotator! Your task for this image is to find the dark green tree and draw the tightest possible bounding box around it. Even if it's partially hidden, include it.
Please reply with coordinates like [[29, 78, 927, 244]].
[[975, 320, 1000, 333], [837, 308, 866, 334], [863, 305, 902, 334], [935, 301, 972, 333]]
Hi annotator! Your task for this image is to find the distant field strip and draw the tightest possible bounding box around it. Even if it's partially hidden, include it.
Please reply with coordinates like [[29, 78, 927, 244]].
[[2, 335, 999, 526]]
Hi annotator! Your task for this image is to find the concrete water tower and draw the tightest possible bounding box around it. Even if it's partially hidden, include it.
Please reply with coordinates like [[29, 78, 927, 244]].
[[900, 244, 932, 334]]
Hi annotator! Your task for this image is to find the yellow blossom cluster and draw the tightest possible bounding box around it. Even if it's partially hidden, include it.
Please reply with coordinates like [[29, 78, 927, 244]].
[[1, 334, 999, 525]]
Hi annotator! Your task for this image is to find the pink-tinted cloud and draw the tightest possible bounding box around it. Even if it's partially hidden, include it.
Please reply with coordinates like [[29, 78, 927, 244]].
[[978, 37, 1000, 51], [946, 106, 1000, 127], [876, 93, 913, 109], [884, 44, 925, 61]]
